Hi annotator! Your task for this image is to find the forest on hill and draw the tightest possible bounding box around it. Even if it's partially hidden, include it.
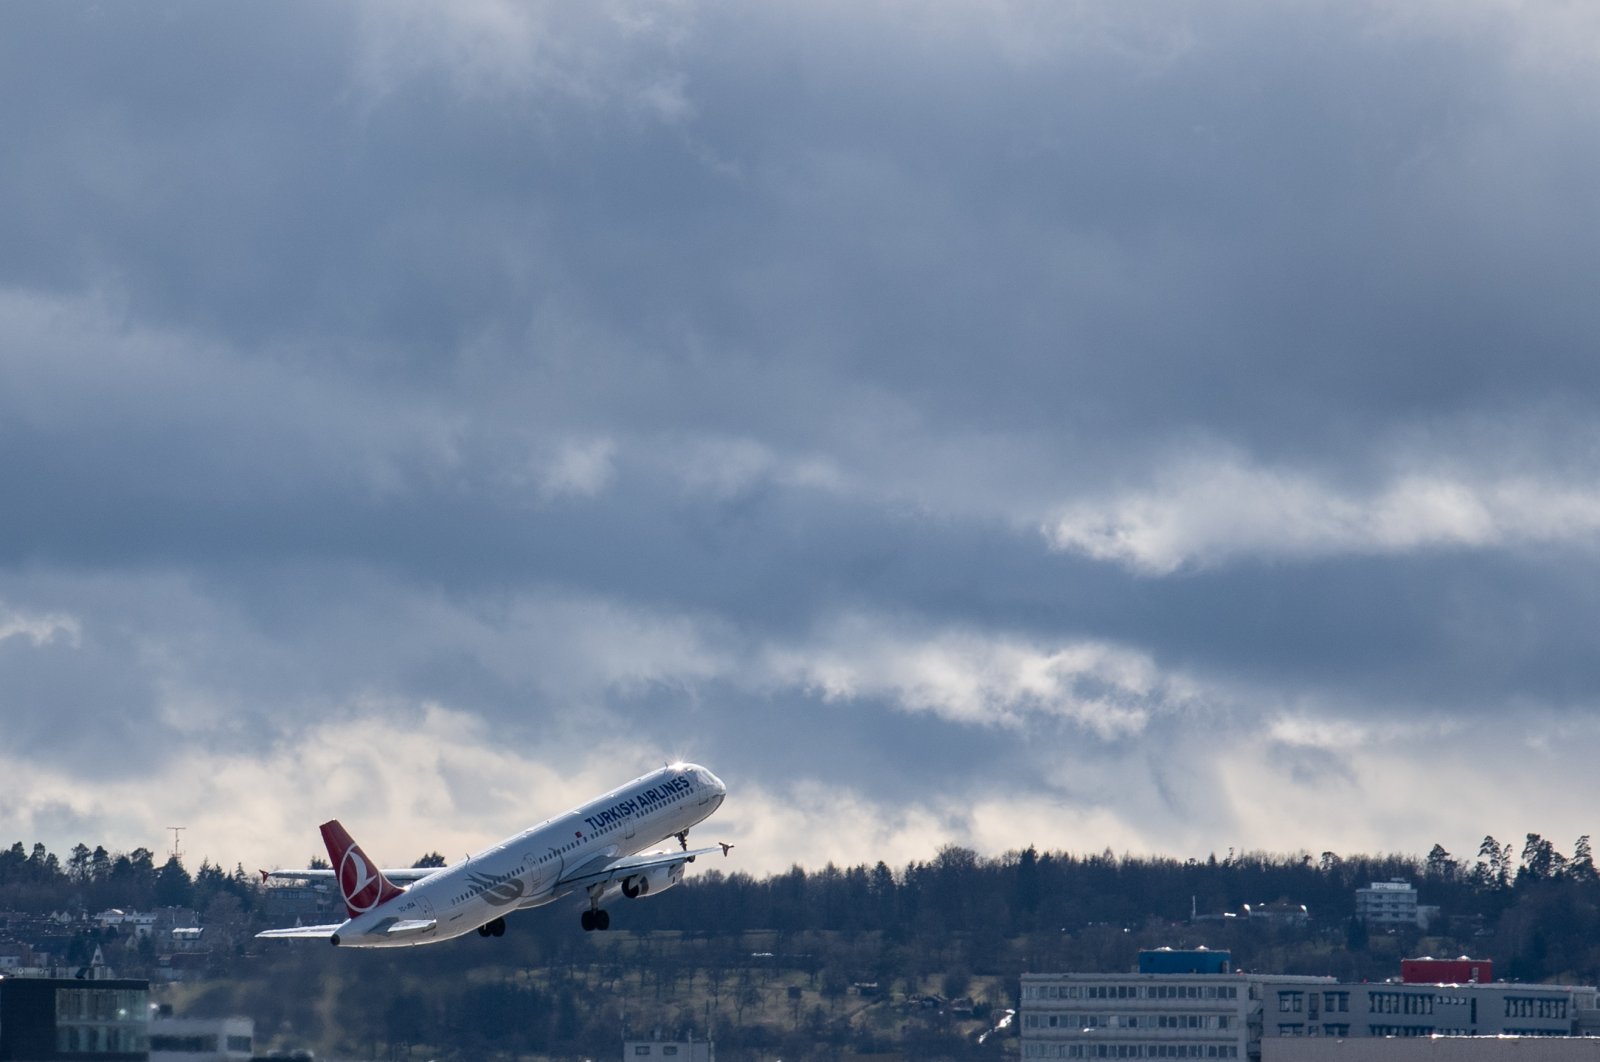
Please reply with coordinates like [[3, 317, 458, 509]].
[[6, 833, 1600, 1059]]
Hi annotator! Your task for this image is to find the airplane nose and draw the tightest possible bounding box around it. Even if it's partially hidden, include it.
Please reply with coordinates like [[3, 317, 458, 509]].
[[697, 766, 726, 796]]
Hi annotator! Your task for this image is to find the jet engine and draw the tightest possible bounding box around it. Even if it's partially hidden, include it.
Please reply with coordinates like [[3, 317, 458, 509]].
[[621, 862, 685, 899]]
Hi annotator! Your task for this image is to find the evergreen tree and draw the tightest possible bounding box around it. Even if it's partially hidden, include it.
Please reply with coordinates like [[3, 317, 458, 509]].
[[1476, 835, 1512, 889], [1424, 843, 1457, 881], [1519, 834, 1566, 884], [1015, 846, 1042, 922], [154, 855, 194, 908], [68, 843, 92, 883], [0, 842, 25, 883], [107, 847, 158, 908], [1572, 836, 1597, 882]]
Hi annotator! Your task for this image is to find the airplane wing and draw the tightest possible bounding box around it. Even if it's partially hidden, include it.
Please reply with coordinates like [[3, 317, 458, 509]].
[[556, 845, 731, 891], [259, 867, 440, 884]]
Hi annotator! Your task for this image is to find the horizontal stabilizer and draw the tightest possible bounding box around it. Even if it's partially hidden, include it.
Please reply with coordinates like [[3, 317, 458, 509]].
[[255, 918, 436, 942], [260, 866, 438, 884], [256, 924, 342, 940], [378, 918, 437, 936]]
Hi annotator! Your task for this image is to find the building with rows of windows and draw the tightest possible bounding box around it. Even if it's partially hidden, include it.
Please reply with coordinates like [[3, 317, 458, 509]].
[[1022, 951, 1600, 1062], [0, 976, 149, 1060], [1355, 880, 1432, 928], [1260, 979, 1600, 1040], [1022, 949, 1331, 1061], [1264, 1037, 1600, 1062]]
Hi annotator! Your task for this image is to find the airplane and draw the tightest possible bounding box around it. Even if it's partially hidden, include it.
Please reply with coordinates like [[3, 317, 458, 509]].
[[255, 762, 729, 947]]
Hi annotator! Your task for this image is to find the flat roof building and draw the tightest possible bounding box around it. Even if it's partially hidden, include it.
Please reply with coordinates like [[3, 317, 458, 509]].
[[1356, 881, 1423, 927], [1022, 951, 1330, 1061], [1024, 951, 1600, 1062], [0, 977, 149, 1060], [148, 1015, 253, 1061], [623, 1035, 713, 1061], [1265, 1038, 1600, 1062], [1258, 980, 1600, 1041]]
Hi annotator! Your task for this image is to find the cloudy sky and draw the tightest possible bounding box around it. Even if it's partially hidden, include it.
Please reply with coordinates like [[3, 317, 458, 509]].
[[4, 0, 1600, 879]]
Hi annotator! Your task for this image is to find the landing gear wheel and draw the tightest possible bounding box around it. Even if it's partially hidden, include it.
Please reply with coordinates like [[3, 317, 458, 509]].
[[581, 909, 595, 932], [490, 917, 506, 937], [596, 909, 610, 931]]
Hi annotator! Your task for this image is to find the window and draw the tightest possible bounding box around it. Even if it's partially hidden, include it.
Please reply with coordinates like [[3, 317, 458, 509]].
[[1369, 992, 1428, 1014], [1505, 996, 1567, 1020]]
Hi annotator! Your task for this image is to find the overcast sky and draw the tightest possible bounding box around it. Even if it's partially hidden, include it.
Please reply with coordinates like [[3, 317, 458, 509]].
[[4, 0, 1600, 880]]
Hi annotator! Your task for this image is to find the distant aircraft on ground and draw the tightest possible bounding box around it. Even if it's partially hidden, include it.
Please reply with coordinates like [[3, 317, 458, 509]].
[[256, 762, 730, 948]]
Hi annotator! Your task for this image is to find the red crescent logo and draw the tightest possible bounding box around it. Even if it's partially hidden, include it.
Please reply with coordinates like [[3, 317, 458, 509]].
[[340, 849, 383, 913]]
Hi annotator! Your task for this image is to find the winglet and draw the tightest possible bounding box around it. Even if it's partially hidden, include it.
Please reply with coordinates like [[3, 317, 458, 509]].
[[320, 819, 406, 918], [719, 842, 735, 856]]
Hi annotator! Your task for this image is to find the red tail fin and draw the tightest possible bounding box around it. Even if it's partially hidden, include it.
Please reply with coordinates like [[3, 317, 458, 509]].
[[320, 820, 405, 918]]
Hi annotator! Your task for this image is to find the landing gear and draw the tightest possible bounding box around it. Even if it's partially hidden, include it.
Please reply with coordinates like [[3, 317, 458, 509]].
[[675, 830, 689, 851], [581, 881, 612, 932], [477, 917, 506, 938]]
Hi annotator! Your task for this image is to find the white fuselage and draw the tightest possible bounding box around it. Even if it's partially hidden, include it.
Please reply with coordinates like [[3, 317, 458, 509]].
[[335, 763, 725, 947]]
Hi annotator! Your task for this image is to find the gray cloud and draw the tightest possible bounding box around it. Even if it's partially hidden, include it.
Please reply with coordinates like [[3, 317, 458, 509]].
[[3, 1, 1600, 872]]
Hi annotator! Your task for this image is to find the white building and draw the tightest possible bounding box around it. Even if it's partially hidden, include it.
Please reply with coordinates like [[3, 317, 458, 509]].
[[624, 1035, 713, 1061], [1024, 951, 1600, 1062], [1265, 1038, 1600, 1062], [148, 1015, 254, 1061], [96, 909, 159, 938], [1021, 965, 1333, 1060], [1257, 980, 1600, 1040], [1355, 881, 1424, 928]]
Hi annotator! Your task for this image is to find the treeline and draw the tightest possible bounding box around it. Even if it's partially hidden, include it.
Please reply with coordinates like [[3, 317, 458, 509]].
[[7, 832, 1600, 979], [3, 832, 1592, 929], [0, 841, 257, 920], [609, 834, 1595, 940]]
